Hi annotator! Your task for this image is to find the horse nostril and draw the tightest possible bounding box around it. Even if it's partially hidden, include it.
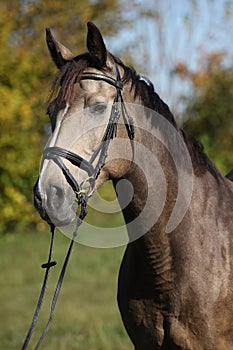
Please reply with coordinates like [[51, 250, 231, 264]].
[[48, 186, 65, 209]]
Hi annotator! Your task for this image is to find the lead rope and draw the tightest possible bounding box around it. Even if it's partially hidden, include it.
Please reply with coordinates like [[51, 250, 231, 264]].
[[21, 194, 87, 350]]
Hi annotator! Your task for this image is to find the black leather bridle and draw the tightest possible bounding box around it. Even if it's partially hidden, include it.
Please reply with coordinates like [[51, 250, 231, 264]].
[[22, 65, 134, 350], [43, 65, 134, 200]]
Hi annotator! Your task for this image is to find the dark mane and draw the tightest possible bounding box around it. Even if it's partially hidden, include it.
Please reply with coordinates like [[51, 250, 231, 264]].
[[49, 53, 221, 180], [180, 131, 221, 179], [117, 59, 177, 127], [113, 56, 220, 180]]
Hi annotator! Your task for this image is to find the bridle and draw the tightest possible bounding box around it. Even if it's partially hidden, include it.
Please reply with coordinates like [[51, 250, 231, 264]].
[[43, 65, 134, 200], [21, 65, 134, 349]]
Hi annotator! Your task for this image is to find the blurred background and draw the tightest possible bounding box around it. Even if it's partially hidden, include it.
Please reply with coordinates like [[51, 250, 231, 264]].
[[0, 0, 233, 349]]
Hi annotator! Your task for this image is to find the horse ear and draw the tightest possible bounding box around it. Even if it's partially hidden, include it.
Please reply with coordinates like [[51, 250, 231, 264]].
[[86, 22, 107, 66], [46, 28, 75, 69]]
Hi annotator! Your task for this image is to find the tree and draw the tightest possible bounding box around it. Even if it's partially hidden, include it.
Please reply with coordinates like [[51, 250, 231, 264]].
[[175, 52, 233, 174], [115, 0, 233, 113], [2, 0, 233, 232], [0, 0, 120, 232]]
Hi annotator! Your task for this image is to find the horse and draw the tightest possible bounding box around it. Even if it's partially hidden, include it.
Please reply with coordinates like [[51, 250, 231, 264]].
[[34, 22, 233, 349]]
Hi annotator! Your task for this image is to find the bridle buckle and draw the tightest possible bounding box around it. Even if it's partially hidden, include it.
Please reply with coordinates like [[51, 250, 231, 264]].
[[75, 176, 95, 200]]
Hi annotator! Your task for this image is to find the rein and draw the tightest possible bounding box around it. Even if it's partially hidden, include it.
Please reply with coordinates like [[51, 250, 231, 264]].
[[21, 65, 134, 349]]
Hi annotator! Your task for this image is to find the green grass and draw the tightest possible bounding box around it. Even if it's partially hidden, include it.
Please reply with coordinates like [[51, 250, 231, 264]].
[[0, 230, 132, 350]]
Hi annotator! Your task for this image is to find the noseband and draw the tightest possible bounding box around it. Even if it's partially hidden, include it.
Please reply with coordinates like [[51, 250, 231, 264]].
[[43, 65, 134, 200]]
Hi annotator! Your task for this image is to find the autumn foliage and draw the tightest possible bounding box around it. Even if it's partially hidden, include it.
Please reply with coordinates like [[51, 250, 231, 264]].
[[0, 0, 119, 232], [175, 52, 233, 174], [1, 1, 232, 233]]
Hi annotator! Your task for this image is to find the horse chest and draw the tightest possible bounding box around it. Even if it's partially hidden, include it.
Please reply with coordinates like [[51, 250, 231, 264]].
[[117, 245, 175, 349]]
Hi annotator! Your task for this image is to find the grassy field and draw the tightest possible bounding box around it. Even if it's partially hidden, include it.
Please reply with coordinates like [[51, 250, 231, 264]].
[[0, 230, 132, 350]]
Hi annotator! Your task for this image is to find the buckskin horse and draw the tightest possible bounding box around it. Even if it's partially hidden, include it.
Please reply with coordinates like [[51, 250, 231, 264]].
[[34, 22, 233, 349]]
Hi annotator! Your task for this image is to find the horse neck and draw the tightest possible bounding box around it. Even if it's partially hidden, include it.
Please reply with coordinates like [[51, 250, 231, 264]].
[[114, 119, 176, 293], [114, 103, 179, 242]]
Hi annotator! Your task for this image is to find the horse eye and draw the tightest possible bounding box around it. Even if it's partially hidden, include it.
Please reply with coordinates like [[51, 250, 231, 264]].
[[89, 103, 107, 115]]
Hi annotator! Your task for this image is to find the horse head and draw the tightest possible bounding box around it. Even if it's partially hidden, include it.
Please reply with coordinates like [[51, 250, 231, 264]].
[[34, 22, 134, 227]]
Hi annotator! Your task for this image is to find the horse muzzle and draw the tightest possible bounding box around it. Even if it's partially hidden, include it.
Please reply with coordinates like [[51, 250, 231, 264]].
[[33, 178, 77, 227]]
